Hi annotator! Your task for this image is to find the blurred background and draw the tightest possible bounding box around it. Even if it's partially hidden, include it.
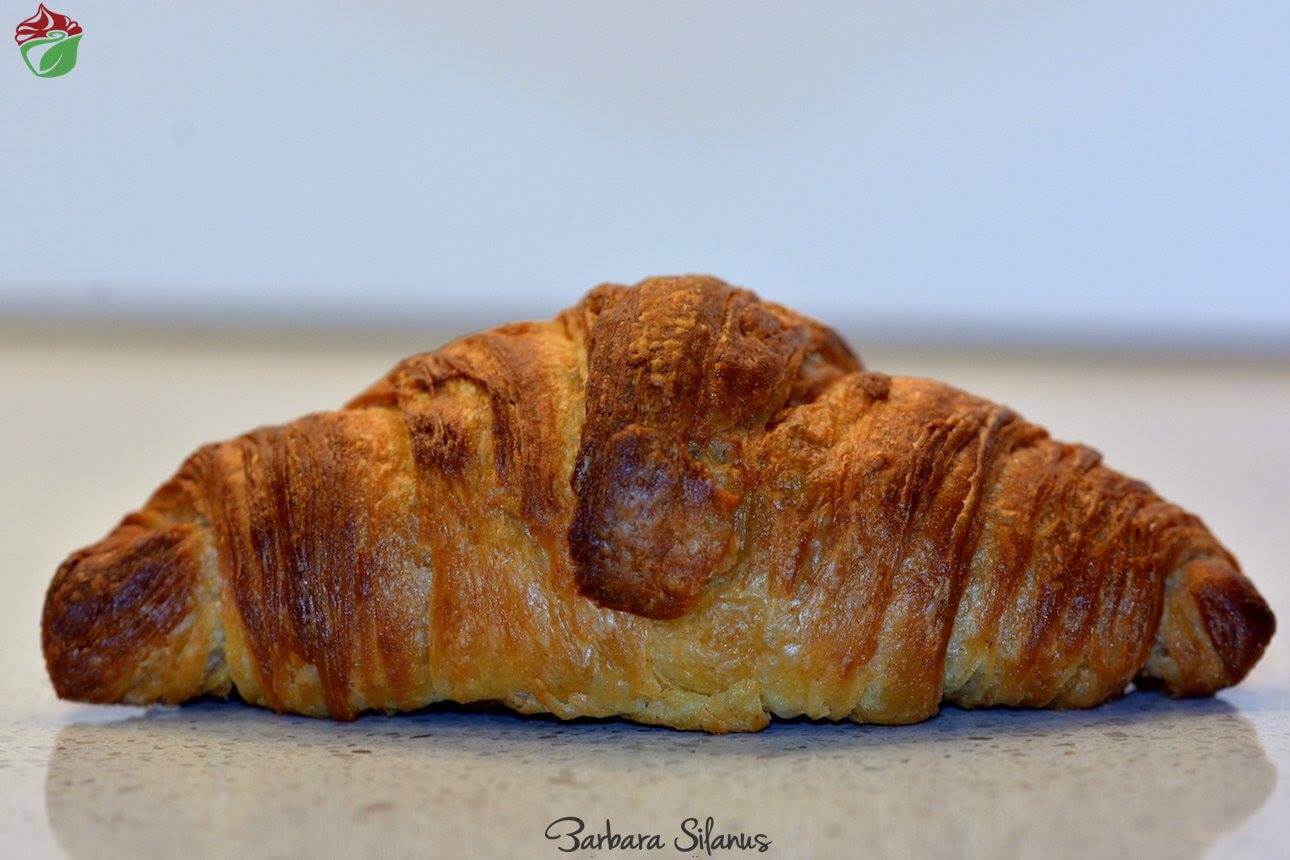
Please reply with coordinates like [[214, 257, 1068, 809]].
[[3, 0, 1289, 351]]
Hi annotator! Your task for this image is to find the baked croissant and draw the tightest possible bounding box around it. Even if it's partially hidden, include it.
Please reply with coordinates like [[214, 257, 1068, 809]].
[[42, 276, 1274, 731]]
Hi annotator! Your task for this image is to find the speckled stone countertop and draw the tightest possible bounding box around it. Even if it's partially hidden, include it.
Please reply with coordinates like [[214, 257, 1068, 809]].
[[1, 330, 1286, 858]]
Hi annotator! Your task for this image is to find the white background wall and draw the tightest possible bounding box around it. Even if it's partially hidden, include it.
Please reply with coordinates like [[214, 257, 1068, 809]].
[[3, 1, 1288, 348]]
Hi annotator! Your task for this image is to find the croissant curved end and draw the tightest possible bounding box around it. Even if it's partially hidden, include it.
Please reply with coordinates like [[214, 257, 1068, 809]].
[[41, 512, 226, 706], [1138, 556, 1276, 697]]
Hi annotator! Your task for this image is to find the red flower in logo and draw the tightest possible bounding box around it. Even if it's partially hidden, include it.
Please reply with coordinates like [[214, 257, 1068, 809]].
[[14, 3, 80, 45]]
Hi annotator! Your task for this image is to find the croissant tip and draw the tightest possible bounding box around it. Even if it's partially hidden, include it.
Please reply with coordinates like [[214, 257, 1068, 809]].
[[1139, 556, 1276, 698], [41, 516, 205, 704], [1192, 563, 1276, 687]]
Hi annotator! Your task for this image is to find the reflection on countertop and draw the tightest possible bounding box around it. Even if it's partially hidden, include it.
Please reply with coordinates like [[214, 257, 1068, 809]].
[[45, 694, 1275, 859]]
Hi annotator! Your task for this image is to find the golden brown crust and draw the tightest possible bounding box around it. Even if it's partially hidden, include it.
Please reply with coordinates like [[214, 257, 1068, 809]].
[[188, 409, 426, 718], [567, 277, 860, 619], [42, 275, 1275, 730]]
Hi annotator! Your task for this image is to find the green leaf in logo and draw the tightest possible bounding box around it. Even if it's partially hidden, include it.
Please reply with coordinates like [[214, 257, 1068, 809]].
[[20, 31, 81, 78]]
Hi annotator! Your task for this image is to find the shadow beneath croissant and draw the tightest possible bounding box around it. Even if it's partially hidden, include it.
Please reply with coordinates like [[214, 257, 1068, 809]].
[[46, 692, 1276, 859]]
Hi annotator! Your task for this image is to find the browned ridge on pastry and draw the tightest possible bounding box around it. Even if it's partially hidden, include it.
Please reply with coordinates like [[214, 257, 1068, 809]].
[[42, 276, 1275, 731]]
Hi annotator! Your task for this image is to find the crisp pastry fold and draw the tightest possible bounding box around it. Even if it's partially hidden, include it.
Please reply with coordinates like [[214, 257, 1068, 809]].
[[42, 276, 1274, 730]]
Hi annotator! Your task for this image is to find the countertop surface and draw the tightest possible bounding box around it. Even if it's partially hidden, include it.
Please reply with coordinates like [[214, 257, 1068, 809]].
[[1, 329, 1287, 859]]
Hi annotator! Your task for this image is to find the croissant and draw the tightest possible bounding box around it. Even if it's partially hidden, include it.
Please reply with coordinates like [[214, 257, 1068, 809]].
[[42, 276, 1274, 731]]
